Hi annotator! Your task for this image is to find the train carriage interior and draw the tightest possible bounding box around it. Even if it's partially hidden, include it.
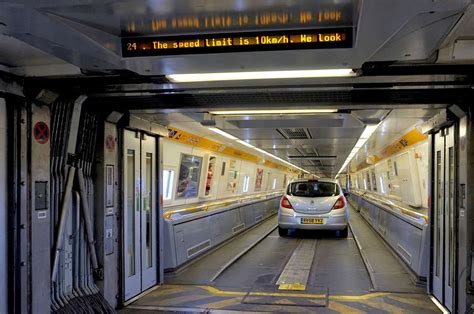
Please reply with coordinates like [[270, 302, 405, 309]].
[[0, 0, 474, 313]]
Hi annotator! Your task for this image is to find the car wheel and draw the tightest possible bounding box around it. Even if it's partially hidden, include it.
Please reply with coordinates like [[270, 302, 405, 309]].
[[340, 227, 348, 238], [278, 226, 288, 237]]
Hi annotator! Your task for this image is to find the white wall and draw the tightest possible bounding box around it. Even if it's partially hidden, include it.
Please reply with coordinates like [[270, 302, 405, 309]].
[[350, 140, 429, 208], [162, 139, 293, 208], [0, 98, 7, 313]]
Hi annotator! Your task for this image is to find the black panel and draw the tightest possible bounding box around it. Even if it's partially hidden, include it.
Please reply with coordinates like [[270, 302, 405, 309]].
[[89, 88, 472, 111]]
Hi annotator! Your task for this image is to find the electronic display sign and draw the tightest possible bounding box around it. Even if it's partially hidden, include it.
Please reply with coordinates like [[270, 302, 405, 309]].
[[120, 2, 356, 36], [122, 27, 353, 57]]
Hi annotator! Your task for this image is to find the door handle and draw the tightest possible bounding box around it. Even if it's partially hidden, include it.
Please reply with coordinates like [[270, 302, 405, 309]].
[[460, 184, 466, 209], [136, 194, 140, 211]]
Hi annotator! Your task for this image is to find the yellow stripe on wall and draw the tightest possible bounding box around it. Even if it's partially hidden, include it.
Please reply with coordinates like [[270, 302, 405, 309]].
[[166, 126, 295, 172], [376, 128, 428, 160], [355, 128, 428, 171]]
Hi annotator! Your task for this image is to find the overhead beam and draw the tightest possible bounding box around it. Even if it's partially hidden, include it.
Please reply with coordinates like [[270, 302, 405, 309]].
[[287, 155, 337, 160]]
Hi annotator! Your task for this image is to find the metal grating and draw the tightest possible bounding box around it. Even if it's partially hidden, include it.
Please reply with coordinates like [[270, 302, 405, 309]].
[[232, 223, 245, 234], [187, 240, 211, 257], [279, 128, 310, 139]]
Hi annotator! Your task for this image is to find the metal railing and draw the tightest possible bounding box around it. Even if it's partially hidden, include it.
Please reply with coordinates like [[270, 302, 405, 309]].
[[351, 190, 428, 225], [163, 191, 283, 220]]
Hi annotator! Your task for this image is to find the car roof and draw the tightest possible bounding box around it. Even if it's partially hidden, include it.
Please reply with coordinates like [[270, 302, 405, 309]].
[[289, 178, 338, 184]]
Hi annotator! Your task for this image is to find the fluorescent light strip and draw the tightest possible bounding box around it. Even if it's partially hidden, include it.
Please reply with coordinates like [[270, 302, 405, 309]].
[[236, 139, 255, 148], [167, 69, 355, 83], [210, 128, 308, 173], [208, 127, 238, 140], [288, 155, 336, 160], [335, 123, 381, 178], [210, 109, 337, 115], [360, 124, 379, 139]]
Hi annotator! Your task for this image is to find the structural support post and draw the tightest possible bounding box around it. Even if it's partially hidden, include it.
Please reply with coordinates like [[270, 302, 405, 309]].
[[51, 166, 76, 282], [77, 168, 99, 273]]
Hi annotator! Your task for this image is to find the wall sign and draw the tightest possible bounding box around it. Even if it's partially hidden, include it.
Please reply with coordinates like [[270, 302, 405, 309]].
[[105, 135, 116, 152], [33, 121, 50, 144]]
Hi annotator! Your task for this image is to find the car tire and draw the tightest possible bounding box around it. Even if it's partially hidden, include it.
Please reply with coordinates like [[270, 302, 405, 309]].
[[339, 227, 348, 238], [278, 227, 288, 237]]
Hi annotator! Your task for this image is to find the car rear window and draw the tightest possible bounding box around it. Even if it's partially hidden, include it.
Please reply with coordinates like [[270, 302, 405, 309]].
[[288, 181, 339, 197]]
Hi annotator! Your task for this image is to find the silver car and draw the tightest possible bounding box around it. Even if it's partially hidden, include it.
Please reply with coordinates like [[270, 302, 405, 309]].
[[278, 179, 349, 237]]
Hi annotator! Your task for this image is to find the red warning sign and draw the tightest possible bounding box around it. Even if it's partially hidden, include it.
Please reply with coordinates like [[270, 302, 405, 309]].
[[105, 135, 115, 152], [33, 121, 50, 144]]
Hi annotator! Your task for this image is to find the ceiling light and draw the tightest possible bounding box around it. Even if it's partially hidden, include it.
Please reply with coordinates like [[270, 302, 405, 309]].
[[167, 69, 356, 83], [360, 124, 380, 139], [208, 127, 238, 140], [354, 138, 369, 148], [207, 127, 309, 174], [335, 123, 381, 178], [236, 139, 255, 148], [209, 109, 337, 115], [287, 155, 336, 160]]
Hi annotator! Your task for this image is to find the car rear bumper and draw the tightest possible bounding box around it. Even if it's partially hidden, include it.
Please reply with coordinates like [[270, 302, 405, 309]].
[[278, 208, 348, 231]]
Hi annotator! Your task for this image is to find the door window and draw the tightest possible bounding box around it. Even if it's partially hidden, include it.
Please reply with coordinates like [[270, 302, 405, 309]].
[[144, 153, 153, 269], [163, 169, 175, 200], [448, 147, 454, 287], [436, 150, 442, 277], [243, 175, 250, 193], [126, 149, 136, 277]]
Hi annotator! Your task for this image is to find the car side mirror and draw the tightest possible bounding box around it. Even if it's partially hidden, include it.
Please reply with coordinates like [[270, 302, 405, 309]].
[[344, 192, 350, 198]]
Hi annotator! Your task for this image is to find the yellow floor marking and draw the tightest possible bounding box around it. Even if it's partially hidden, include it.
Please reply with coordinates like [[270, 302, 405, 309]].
[[330, 292, 390, 301], [203, 297, 243, 309], [197, 285, 246, 297], [139, 284, 436, 312], [363, 299, 405, 314], [196, 285, 391, 300], [329, 301, 365, 314], [155, 293, 213, 306], [386, 295, 434, 308], [251, 291, 326, 298], [274, 298, 296, 305], [278, 283, 306, 290], [149, 286, 189, 297], [200, 285, 388, 299]]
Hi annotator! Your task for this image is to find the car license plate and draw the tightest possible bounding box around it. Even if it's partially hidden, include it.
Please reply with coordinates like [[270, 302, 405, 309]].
[[301, 218, 324, 224]]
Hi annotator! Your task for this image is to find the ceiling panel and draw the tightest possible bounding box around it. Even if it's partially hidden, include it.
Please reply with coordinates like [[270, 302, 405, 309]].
[[248, 138, 357, 148], [306, 127, 363, 139], [0, 34, 66, 67], [224, 127, 364, 140], [222, 128, 284, 139], [232, 117, 345, 129]]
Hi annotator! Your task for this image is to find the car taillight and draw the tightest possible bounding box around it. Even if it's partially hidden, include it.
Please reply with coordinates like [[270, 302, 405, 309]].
[[332, 196, 346, 210], [280, 196, 293, 209]]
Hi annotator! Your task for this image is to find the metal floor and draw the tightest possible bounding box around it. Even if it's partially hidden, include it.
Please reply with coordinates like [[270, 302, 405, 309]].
[[122, 208, 440, 313]]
